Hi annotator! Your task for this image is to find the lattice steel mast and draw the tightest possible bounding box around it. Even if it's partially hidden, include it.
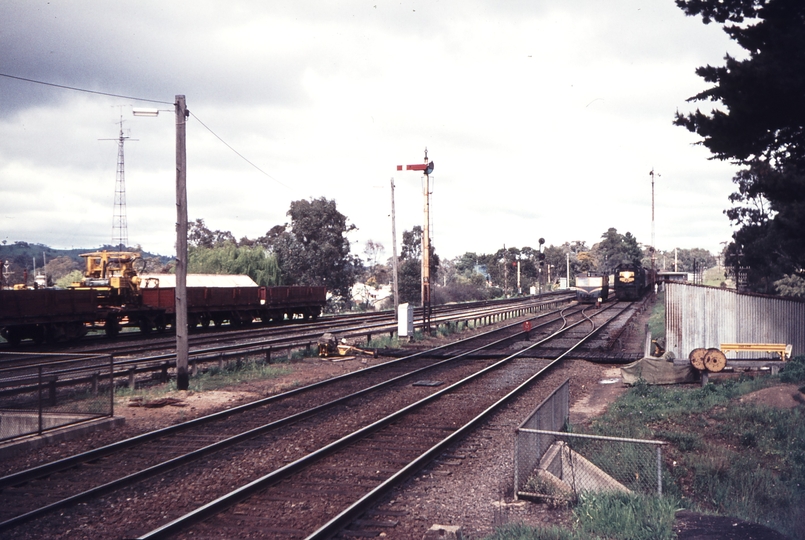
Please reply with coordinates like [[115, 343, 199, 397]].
[[101, 115, 136, 251]]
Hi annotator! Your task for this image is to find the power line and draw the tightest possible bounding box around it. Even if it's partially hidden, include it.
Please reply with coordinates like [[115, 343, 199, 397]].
[[2, 71, 292, 190], [0, 72, 172, 105], [189, 112, 292, 190]]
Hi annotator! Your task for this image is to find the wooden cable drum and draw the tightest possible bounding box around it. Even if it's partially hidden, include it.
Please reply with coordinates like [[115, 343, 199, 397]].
[[689, 348, 707, 371], [704, 348, 727, 372]]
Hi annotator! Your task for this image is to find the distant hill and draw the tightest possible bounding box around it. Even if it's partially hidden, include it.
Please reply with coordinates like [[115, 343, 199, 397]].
[[0, 241, 171, 266]]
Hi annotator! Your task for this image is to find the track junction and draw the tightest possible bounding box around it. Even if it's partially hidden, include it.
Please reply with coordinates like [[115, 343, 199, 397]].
[[0, 296, 648, 539]]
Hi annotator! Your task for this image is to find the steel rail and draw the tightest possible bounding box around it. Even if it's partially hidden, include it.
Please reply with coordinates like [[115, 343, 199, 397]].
[[0, 295, 571, 404], [0, 308, 532, 484], [0, 310, 555, 531], [4, 300, 563, 484], [305, 302, 632, 540], [135, 303, 630, 539], [0, 303, 581, 533], [0, 293, 569, 367]]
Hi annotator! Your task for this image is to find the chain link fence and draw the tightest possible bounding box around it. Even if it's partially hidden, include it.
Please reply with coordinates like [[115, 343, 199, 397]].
[[516, 430, 666, 502], [514, 379, 666, 502], [0, 352, 114, 442], [514, 379, 570, 499]]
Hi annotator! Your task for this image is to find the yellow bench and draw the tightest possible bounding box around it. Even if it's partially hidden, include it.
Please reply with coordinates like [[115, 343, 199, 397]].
[[720, 343, 792, 361]]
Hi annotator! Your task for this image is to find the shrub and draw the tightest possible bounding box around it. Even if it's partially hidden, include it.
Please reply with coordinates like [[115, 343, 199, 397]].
[[780, 355, 805, 384]]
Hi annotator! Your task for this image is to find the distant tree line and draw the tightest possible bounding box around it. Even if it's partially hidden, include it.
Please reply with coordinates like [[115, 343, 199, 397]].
[[3, 218, 724, 311], [357, 227, 720, 309]]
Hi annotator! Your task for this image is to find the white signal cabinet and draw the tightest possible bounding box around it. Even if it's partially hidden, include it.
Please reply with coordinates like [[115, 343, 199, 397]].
[[398, 303, 414, 337]]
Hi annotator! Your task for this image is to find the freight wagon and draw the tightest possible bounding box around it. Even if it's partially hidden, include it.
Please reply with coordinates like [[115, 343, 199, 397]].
[[139, 284, 325, 331], [0, 251, 327, 345]]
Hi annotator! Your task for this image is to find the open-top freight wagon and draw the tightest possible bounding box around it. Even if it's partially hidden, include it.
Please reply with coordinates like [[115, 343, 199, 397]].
[[0, 251, 326, 345], [140, 284, 325, 331], [0, 286, 166, 345], [0, 288, 98, 345]]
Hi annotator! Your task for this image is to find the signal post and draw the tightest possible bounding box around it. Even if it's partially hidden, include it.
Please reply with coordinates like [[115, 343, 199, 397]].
[[397, 149, 435, 334]]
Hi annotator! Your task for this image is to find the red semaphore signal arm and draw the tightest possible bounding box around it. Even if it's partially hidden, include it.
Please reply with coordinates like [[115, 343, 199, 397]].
[[397, 161, 434, 174], [396, 163, 428, 171]]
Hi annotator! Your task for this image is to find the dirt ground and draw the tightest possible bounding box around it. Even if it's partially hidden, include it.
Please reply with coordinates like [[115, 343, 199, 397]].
[[8, 302, 803, 539], [112, 309, 803, 540], [117, 355, 395, 433], [738, 382, 805, 409]]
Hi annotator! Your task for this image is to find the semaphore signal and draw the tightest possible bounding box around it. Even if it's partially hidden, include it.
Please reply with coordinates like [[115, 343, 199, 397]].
[[397, 148, 435, 334]]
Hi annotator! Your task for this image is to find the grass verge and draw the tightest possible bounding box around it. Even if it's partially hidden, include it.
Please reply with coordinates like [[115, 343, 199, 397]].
[[115, 354, 293, 400], [647, 291, 665, 342], [485, 492, 678, 540], [488, 358, 805, 540]]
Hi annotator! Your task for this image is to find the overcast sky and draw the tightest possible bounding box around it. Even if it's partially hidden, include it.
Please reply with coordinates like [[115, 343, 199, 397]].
[[0, 0, 744, 263]]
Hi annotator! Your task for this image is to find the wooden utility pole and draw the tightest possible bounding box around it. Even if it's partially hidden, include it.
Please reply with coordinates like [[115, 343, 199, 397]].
[[390, 178, 400, 317], [131, 99, 188, 389], [538, 237, 545, 297], [503, 245, 508, 296], [175, 95, 189, 390]]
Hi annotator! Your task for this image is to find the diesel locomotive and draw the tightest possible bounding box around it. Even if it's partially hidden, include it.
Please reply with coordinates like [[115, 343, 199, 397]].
[[574, 273, 609, 304], [613, 263, 654, 300]]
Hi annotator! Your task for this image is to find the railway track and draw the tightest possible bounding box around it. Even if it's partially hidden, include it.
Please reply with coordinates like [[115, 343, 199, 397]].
[[0, 300, 634, 539], [0, 295, 573, 408], [0, 294, 571, 368]]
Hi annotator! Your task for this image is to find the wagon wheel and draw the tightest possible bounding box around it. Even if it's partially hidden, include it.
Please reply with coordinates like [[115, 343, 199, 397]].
[[5, 328, 22, 347], [105, 316, 120, 338], [704, 348, 727, 373], [32, 325, 47, 345], [689, 348, 707, 371], [139, 317, 152, 334]]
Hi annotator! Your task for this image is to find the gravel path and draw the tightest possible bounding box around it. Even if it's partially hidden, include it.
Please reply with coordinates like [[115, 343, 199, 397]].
[[368, 358, 615, 539]]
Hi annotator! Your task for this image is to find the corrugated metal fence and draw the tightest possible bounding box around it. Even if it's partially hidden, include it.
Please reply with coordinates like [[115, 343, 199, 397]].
[[666, 283, 805, 360]]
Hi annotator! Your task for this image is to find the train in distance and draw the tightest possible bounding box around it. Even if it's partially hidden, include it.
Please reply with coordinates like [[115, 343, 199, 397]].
[[0, 250, 326, 346], [612, 263, 655, 301], [573, 273, 609, 304], [572, 263, 655, 304]]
